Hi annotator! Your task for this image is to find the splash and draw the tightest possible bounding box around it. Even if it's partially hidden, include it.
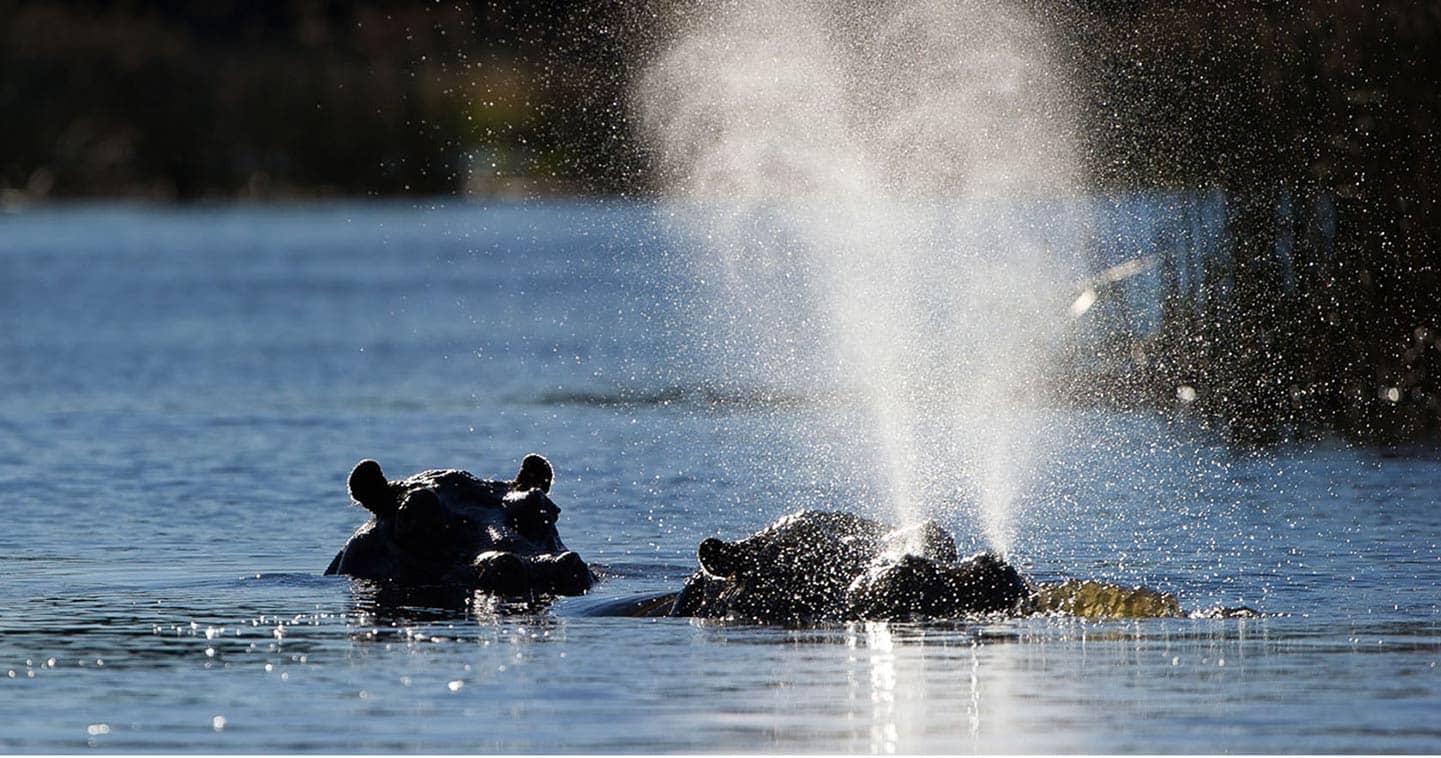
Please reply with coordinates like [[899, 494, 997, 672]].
[[637, 0, 1083, 554]]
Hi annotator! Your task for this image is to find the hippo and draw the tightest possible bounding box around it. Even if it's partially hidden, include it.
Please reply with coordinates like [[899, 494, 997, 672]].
[[323, 462, 1236, 621], [667, 510, 1032, 623], [325, 454, 594, 598]]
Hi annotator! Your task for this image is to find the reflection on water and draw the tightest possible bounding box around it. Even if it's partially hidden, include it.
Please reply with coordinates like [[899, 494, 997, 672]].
[[3, 560, 1439, 751], [864, 623, 898, 753], [343, 577, 562, 625], [846, 622, 1023, 754]]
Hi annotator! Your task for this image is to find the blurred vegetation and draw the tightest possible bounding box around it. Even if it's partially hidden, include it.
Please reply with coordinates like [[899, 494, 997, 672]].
[[1061, 0, 1440, 443], [1, 0, 1436, 441], [0, 0, 643, 199]]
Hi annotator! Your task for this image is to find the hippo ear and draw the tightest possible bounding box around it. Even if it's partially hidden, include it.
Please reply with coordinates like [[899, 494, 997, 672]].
[[348, 459, 397, 516], [698, 538, 748, 579], [514, 453, 553, 494]]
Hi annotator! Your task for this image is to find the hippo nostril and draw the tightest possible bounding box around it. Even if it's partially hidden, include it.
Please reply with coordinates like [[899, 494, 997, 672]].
[[473, 551, 530, 596], [533, 551, 593, 595]]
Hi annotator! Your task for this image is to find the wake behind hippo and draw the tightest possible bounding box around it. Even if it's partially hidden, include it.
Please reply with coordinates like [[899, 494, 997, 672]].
[[669, 510, 1033, 623], [326, 454, 594, 598]]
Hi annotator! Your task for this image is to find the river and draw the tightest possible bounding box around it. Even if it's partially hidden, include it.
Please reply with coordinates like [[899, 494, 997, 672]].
[[0, 201, 1437, 752]]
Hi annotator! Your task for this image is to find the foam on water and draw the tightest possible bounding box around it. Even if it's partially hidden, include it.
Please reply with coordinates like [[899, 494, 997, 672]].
[[637, 0, 1084, 552]]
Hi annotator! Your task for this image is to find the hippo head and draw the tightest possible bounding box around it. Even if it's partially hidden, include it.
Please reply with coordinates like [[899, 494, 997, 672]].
[[669, 510, 1030, 623], [690, 537, 849, 623], [325, 454, 594, 599], [674, 511, 893, 623], [845, 550, 1032, 620]]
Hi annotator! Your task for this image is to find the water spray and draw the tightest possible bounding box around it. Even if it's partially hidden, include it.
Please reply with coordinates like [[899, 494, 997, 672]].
[[639, 0, 1084, 554]]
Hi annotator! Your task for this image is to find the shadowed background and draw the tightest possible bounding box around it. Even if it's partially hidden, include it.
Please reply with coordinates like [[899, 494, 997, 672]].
[[2, 0, 1438, 442]]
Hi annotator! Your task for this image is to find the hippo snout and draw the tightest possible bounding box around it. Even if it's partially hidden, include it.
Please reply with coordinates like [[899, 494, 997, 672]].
[[467, 550, 595, 597]]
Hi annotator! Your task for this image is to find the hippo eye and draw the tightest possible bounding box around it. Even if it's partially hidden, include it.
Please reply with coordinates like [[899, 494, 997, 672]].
[[401, 489, 440, 510], [395, 489, 444, 543]]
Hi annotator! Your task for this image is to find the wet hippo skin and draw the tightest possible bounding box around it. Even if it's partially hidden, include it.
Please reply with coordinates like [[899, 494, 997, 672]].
[[325, 454, 594, 598]]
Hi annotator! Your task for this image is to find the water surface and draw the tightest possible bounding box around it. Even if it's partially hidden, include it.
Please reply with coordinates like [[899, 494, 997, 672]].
[[1, 202, 1437, 752]]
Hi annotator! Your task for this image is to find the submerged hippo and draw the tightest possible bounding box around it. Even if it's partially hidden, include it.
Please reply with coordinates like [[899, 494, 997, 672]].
[[646, 510, 1234, 622], [667, 510, 1033, 623], [323, 459, 1225, 621], [325, 454, 594, 598]]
